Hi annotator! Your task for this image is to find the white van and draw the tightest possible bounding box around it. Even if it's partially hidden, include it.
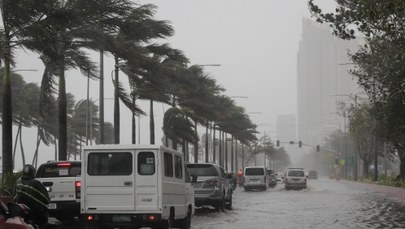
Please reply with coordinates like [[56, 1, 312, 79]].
[[243, 166, 269, 191], [81, 144, 195, 229]]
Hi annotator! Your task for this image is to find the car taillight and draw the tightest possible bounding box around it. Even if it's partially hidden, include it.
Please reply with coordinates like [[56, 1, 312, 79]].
[[75, 181, 81, 199], [86, 215, 94, 221], [205, 178, 219, 186], [57, 162, 71, 167]]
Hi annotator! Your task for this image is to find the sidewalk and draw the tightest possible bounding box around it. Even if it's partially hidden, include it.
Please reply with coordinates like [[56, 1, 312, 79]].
[[343, 180, 405, 204]]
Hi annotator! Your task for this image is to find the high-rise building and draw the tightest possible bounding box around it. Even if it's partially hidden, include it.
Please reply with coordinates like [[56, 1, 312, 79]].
[[297, 18, 360, 148]]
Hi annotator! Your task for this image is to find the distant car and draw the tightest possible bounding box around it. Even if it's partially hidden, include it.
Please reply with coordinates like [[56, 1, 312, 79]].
[[266, 169, 277, 188], [275, 172, 284, 183], [243, 166, 269, 191], [284, 168, 307, 190], [309, 170, 318, 179], [186, 163, 233, 212]]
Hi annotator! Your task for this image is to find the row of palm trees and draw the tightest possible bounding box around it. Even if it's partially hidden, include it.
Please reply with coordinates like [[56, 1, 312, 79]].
[[1, 0, 258, 175]]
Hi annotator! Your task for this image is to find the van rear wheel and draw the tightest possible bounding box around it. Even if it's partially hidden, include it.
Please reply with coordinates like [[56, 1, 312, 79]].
[[176, 208, 191, 229]]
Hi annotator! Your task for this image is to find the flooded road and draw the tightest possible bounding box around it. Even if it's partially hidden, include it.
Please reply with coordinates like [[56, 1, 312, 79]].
[[56, 178, 405, 228], [192, 178, 405, 229]]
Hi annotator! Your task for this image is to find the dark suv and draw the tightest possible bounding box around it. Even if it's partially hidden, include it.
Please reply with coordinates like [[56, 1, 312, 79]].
[[186, 163, 232, 212]]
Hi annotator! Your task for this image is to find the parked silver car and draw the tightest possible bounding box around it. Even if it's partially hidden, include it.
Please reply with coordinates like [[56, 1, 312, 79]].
[[186, 163, 233, 212], [284, 168, 307, 190]]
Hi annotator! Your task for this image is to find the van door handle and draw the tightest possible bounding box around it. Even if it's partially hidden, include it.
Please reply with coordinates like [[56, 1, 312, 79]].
[[124, 181, 133, 186]]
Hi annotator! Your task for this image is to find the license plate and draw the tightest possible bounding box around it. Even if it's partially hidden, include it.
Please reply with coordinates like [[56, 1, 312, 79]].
[[250, 179, 259, 183], [47, 203, 57, 209], [112, 215, 131, 223]]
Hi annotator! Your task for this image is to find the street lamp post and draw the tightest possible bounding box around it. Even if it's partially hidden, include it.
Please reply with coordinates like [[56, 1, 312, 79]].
[[333, 93, 358, 180]]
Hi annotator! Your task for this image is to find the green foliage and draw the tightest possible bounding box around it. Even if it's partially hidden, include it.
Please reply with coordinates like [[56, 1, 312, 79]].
[[0, 172, 21, 197]]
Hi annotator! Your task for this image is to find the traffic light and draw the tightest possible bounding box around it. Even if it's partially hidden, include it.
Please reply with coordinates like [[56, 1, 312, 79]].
[[298, 141, 302, 148], [276, 140, 280, 147], [316, 145, 320, 152]]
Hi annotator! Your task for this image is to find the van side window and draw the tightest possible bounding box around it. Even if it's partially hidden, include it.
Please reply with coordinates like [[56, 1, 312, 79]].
[[138, 152, 155, 175], [164, 152, 173, 177], [174, 156, 183, 179], [88, 152, 132, 175]]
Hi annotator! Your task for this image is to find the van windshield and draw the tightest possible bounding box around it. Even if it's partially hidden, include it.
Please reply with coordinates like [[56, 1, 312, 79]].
[[245, 168, 264, 176], [186, 164, 218, 176]]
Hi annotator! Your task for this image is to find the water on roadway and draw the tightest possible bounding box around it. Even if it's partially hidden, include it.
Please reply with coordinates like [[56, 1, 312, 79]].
[[191, 178, 405, 229]]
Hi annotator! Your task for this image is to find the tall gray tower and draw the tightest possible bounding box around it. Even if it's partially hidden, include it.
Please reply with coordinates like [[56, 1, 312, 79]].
[[297, 18, 360, 148]]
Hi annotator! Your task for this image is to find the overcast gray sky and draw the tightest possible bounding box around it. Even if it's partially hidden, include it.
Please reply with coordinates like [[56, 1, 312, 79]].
[[138, 0, 336, 135], [13, 0, 337, 166]]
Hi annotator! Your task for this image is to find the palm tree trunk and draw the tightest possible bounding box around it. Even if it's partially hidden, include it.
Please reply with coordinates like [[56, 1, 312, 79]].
[[231, 137, 234, 172], [19, 126, 26, 167], [242, 144, 245, 168], [13, 124, 22, 169], [2, 48, 13, 175], [205, 120, 209, 163], [219, 130, 222, 167], [150, 99, 155, 144], [225, 133, 228, 171], [99, 50, 105, 144], [213, 124, 216, 163], [32, 127, 42, 168], [54, 136, 58, 161], [182, 141, 187, 162], [58, 63, 68, 161], [114, 56, 120, 144], [194, 121, 198, 163], [235, 139, 239, 172], [131, 98, 136, 144]]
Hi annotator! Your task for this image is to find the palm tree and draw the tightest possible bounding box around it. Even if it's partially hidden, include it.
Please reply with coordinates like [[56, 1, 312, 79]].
[[12, 82, 41, 169], [98, 4, 173, 144], [67, 98, 99, 159], [176, 65, 224, 162], [23, 0, 136, 160], [0, 70, 40, 168], [125, 44, 189, 145], [0, 0, 48, 174]]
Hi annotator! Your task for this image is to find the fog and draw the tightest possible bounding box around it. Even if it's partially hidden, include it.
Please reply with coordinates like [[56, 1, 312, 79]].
[[9, 0, 338, 169]]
